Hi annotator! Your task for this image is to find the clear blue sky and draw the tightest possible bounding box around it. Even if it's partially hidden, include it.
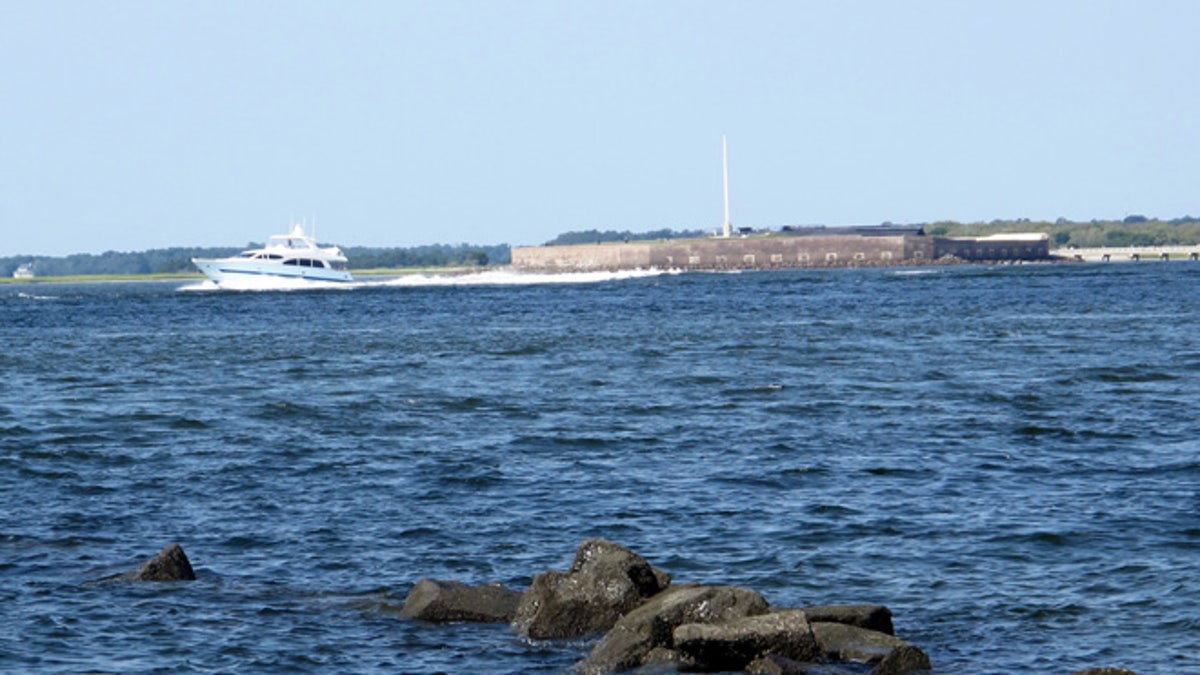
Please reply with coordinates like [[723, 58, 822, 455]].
[[3, 1, 1198, 256]]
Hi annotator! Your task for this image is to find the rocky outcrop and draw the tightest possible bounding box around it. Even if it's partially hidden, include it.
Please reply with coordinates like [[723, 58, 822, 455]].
[[575, 584, 770, 674], [511, 538, 669, 639], [85, 538, 937, 674], [400, 579, 521, 623], [399, 538, 931, 674]]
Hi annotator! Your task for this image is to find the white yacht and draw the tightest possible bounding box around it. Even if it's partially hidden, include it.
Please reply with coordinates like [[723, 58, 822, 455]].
[[192, 224, 353, 286]]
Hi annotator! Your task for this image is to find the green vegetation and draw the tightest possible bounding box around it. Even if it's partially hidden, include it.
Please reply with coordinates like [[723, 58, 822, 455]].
[[545, 228, 707, 246], [926, 215, 1200, 248], [343, 243, 506, 269], [1, 243, 510, 279]]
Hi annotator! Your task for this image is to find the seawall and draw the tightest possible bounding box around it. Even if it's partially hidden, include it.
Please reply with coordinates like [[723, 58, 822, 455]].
[[512, 233, 1051, 272]]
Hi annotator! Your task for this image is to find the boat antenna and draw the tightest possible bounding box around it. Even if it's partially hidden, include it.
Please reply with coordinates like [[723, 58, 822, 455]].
[[721, 134, 732, 238]]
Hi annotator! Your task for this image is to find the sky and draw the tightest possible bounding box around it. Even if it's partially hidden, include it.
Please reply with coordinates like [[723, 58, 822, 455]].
[[3, 1, 1199, 256]]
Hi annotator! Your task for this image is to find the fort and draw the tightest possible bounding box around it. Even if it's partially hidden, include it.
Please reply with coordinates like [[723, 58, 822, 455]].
[[511, 226, 1054, 272], [514, 138, 1055, 273]]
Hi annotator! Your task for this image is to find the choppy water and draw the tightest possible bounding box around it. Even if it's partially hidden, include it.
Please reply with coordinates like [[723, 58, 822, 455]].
[[2, 264, 1198, 674]]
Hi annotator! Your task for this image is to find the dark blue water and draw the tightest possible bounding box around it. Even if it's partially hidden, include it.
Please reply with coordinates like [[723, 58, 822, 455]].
[[2, 264, 1198, 674]]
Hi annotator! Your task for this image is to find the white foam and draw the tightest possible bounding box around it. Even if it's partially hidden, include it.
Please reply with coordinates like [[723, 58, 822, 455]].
[[180, 268, 678, 292], [889, 269, 940, 276], [372, 268, 678, 287]]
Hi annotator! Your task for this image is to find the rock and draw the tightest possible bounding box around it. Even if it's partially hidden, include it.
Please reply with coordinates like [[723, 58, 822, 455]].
[[801, 604, 894, 635], [642, 646, 695, 671], [746, 654, 807, 675], [811, 621, 909, 664], [574, 583, 769, 674], [869, 644, 932, 674], [130, 543, 195, 582], [400, 579, 521, 623], [511, 538, 669, 639], [673, 609, 821, 672], [747, 654, 860, 675]]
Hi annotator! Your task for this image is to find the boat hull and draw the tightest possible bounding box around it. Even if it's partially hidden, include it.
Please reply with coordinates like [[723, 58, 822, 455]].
[[192, 259, 354, 285]]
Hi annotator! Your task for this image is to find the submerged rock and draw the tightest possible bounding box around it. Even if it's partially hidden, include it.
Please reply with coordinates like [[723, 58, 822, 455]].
[[88, 543, 195, 584], [130, 543, 196, 582], [511, 538, 669, 639], [114, 538, 196, 581], [400, 579, 521, 623]]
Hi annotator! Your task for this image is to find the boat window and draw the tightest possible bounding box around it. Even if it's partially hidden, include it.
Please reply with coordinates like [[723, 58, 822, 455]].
[[313, 260, 328, 268], [283, 259, 299, 266], [264, 254, 283, 260]]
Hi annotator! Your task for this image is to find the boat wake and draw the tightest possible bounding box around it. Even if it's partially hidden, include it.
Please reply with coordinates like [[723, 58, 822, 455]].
[[371, 268, 677, 287], [178, 268, 677, 292], [14, 292, 62, 301]]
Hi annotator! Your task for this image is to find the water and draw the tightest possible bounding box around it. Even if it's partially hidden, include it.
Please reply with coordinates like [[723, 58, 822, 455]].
[[2, 264, 1198, 674]]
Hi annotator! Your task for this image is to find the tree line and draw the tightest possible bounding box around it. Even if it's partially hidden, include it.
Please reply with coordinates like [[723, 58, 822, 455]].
[[544, 228, 707, 246], [926, 215, 1200, 248], [1, 243, 511, 278]]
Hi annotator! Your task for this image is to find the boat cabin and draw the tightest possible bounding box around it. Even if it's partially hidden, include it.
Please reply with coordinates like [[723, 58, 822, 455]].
[[282, 258, 330, 268]]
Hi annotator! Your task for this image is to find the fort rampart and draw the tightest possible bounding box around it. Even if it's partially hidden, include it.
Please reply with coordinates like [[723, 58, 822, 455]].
[[512, 233, 1051, 272]]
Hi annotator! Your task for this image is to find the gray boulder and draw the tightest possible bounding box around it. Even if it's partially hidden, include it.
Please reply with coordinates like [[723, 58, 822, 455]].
[[511, 538, 669, 639], [129, 543, 196, 582], [400, 579, 521, 623], [812, 621, 910, 664], [801, 604, 894, 635], [869, 644, 932, 674], [673, 609, 821, 672], [746, 654, 807, 675], [575, 583, 770, 674]]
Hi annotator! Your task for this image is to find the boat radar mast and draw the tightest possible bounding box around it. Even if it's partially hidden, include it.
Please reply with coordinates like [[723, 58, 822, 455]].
[[721, 135, 732, 238]]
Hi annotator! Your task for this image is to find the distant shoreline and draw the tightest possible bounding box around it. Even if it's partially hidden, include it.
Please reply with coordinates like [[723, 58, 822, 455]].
[[6, 247, 1200, 285], [0, 266, 487, 285]]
